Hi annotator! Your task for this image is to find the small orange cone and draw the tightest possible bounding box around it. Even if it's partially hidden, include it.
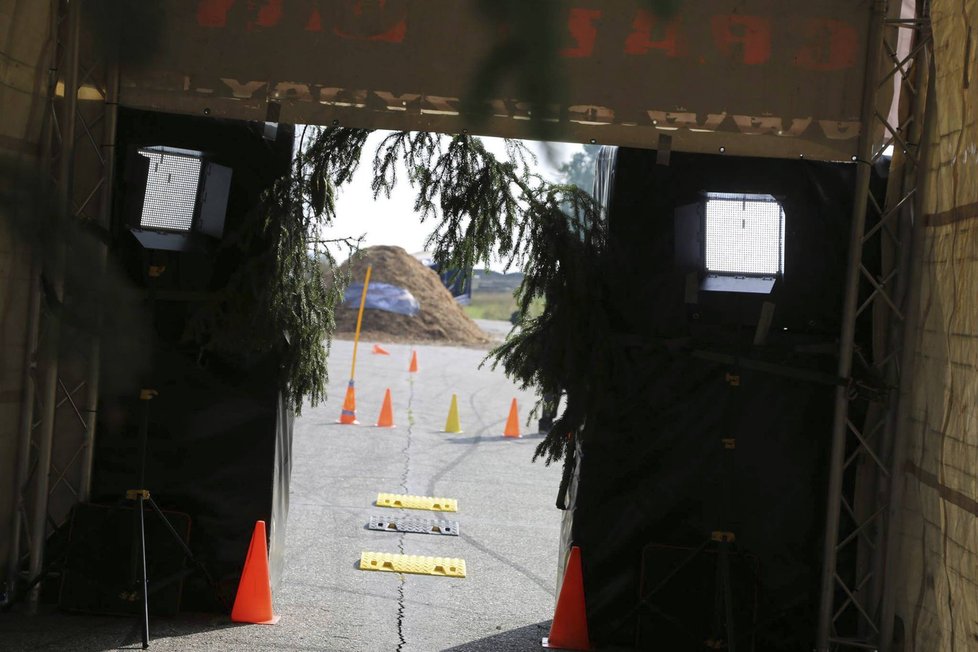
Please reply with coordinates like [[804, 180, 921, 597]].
[[338, 380, 358, 424], [376, 388, 396, 428], [542, 546, 589, 650], [231, 521, 280, 624], [504, 398, 521, 438], [372, 344, 390, 355], [408, 351, 418, 373]]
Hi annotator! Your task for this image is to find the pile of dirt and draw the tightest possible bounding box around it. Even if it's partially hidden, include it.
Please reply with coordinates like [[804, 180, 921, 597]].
[[331, 246, 489, 346]]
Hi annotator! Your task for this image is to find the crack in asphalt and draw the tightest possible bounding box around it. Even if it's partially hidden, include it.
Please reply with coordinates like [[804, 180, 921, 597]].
[[395, 576, 406, 652], [402, 376, 415, 497], [395, 375, 415, 652]]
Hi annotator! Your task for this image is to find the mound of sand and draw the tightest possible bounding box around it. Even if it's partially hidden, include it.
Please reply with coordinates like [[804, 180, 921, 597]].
[[332, 246, 488, 346]]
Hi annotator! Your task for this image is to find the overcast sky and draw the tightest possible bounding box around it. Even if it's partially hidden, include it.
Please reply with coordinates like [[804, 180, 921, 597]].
[[312, 130, 583, 270]]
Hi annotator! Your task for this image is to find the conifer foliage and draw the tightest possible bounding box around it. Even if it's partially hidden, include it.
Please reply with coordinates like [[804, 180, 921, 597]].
[[490, 183, 608, 464], [260, 126, 602, 461]]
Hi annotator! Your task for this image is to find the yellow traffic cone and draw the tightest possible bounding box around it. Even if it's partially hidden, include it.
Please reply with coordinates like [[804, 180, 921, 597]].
[[444, 394, 462, 433]]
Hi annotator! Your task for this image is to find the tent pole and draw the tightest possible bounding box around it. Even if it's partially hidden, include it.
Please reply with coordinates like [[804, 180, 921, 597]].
[[79, 53, 119, 502], [877, 44, 935, 652], [27, 0, 80, 612], [815, 0, 888, 648]]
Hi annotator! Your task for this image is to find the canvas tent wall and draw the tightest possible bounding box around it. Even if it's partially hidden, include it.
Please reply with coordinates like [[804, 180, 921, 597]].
[[0, 0, 56, 598], [890, 1, 978, 649]]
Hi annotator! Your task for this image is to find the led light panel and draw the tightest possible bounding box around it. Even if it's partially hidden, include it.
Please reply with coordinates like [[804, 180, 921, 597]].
[[705, 198, 784, 275], [138, 150, 202, 232]]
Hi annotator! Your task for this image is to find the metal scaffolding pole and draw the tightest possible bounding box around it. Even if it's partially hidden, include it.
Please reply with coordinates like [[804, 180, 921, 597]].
[[27, 0, 80, 611], [5, 0, 62, 605], [816, 1, 888, 643], [79, 57, 118, 502], [7, 268, 42, 601], [816, 1, 932, 648], [877, 47, 935, 652]]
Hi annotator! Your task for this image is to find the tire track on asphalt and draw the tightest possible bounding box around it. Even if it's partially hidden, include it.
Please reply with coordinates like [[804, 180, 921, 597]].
[[419, 358, 464, 428], [419, 347, 497, 427], [423, 385, 494, 497], [426, 365, 556, 601], [459, 533, 554, 596], [405, 345, 552, 645]]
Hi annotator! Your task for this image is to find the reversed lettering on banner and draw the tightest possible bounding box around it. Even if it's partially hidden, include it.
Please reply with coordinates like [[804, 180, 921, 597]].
[[118, 0, 879, 160], [190, 78, 858, 145]]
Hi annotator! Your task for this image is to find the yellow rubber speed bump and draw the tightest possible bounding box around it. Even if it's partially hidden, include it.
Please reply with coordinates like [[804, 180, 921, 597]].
[[376, 493, 458, 512], [359, 552, 466, 578]]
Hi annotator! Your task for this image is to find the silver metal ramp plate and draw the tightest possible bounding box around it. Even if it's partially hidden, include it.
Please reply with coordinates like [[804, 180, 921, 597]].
[[367, 515, 460, 536]]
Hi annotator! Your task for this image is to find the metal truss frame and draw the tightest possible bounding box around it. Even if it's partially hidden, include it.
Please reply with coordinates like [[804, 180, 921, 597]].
[[816, 1, 933, 650], [6, 0, 117, 609]]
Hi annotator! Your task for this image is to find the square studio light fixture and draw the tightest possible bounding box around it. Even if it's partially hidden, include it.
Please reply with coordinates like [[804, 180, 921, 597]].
[[138, 148, 202, 232], [702, 193, 784, 294], [704, 195, 784, 277], [127, 146, 232, 253], [674, 192, 786, 295]]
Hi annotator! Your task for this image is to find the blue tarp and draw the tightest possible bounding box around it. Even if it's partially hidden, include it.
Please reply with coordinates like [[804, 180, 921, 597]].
[[344, 282, 420, 316]]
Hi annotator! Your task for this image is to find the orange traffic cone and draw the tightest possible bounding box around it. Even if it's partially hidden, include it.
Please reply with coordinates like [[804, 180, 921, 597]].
[[372, 344, 390, 355], [231, 521, 280, 624], [376, 388, 396, 428], [337, 380, 358, 424], [408, 351, 418, 373], [542, 546, 589, 650], [504, 398, 521, 438]]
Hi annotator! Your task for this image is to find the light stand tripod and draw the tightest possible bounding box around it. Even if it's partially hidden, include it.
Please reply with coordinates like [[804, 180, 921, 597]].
[[702, 371, 743, 652], [125, 388, 229, 648], [635, 530, 741, 651], [123, 264, 226, 648], [634, 370, 752, 651]]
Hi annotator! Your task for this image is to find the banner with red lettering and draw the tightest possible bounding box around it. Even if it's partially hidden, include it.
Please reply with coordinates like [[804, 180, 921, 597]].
[[117, 0, 883, 161]]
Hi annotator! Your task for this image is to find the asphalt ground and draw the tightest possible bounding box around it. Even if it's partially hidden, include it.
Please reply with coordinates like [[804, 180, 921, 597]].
[[0, 324, 567, 651]]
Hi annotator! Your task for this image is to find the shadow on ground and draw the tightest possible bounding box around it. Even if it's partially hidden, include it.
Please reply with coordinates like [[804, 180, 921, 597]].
[[0, 608, 240, 652], [444, 433, 546, 444], [441, 621, 552, 651]]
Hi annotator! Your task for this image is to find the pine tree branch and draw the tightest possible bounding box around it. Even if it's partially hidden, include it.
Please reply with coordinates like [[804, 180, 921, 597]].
[[214, 124, 604, 447]]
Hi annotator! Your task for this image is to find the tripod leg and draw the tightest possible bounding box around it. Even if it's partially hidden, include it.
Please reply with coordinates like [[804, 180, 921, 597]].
[[138, 495, 150, 649], [146, 497, 230, 611], [719, 544, 736, 652]]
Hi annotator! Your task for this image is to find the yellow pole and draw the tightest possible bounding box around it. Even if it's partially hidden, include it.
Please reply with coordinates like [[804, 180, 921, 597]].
[[349, 265, 372, 380]]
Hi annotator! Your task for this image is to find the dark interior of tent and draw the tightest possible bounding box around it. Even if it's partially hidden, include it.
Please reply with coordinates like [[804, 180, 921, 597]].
[[571, 146, 887, 650], [67, 110, 295, 614]]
